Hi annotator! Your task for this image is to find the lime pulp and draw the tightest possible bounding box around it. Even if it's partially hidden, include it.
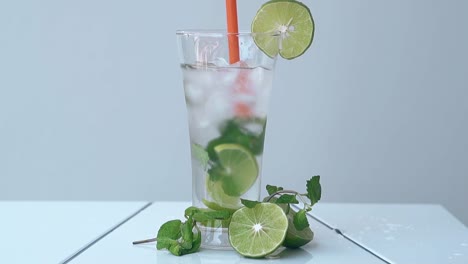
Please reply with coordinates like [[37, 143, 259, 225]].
[[229, 203, 288, 258], [212, 143, 259, 197], [251, 0, 315, 59]]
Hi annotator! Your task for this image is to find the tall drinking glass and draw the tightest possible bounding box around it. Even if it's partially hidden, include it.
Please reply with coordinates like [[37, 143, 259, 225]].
[[177, 30, 279, 249]]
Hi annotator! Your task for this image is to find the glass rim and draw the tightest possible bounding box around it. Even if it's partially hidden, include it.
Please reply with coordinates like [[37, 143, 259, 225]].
[[176, 29, 281, 37]]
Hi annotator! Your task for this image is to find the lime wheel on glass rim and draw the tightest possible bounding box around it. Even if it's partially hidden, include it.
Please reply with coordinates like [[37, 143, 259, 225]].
[[252, 0, 315, 59]]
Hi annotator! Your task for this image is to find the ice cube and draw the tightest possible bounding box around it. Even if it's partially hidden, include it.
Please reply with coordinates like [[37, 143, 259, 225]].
[[212, 57, 229, 67]]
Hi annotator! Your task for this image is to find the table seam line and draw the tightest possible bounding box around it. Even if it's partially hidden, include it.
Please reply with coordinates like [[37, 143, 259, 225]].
[[59, 202, 153, 264], [291, 204, 393, 264]]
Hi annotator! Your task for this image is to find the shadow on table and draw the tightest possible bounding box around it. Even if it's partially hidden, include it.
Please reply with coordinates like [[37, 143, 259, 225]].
[[133, 242, 315, 263]]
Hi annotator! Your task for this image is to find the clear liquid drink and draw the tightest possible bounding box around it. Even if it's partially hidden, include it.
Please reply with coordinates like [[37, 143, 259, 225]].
[[177, 31, 279, 249]]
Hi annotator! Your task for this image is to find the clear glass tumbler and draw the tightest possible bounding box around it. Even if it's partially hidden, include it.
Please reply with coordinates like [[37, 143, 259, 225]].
[[177, 30, 279, 249]]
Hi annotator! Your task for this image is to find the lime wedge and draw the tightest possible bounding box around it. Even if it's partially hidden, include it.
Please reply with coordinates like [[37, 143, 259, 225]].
[[263, 197, 313, 248], [251, 0, 314, 59], [213, 143, 258, 197], [229, 203, 288, 258], [283, 209, 314, 248]]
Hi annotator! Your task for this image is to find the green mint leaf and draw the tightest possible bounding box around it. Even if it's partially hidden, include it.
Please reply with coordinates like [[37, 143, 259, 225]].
[[184, 206, 200, 218], [168, 243, 183, 256], [156, 220, 182, 250], [208, 168, 223, 182], [306, 175, 321, 206], [241, 199, 260, 208], [206, 117, 267, 159], [186, 206, 231, 222], [180, 217, 194, 249], [275, 194, 299, 204], [191, 143, 210, 170], [293, 209, 310, 231], [182, 226, 201, 254], [192, 210, 231, 222], [155, 209, 207, 256], [204, 210, 231, 219], [191, 213, 213, 222], [266, 184, 283, 195], [157, 237, 178, 250]]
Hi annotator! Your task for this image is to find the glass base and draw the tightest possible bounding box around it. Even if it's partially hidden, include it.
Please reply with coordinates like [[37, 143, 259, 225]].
[[199, 225, 233, 250]]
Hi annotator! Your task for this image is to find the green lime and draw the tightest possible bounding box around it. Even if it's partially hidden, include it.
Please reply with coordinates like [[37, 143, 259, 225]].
[[229, 203, 288, 258], [213, 143, 258, 197], [263, 197, 313, 247], [251, 0, 314, 59], [206, 178, 242, 210], [283, 209, 314, 248], [202, 198, 238, 214]]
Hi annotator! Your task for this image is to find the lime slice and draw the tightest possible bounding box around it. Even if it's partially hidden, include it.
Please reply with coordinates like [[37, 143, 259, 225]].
[[251, 0, 314, 59], [206, 178, 242, 210], [283, 209, 314, 248], [213, 143, 258, 197], [229, 203, 288, 258], [202, 198, 238, 213]]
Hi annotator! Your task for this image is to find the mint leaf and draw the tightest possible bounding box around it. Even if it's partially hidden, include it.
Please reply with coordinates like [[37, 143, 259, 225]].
[[266, 185, 283, 195], [182, 226, 201, 254], [275, 194, 299, 204], [293, 209, 310, 231], [180, 217, 194, 249], [168, 243, 183, 256], [157, 237, 178, 250], [306, 176, 321, 206], [191, 143, 210, 169], [184, 206, 200, 218], [185, 206, 231, 224], [206, 117, 267, 161], [241, 199, 260, 208], [192, 210, 231, 222], [155, 215, 202, 256], [156, 220, 182, 250]]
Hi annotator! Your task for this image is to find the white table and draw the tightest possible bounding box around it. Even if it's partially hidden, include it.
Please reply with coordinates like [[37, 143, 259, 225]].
[[1, 202, 466, 264], [312, 203, 468, 264], [70, 202, 383, 264], [0, 201, 150, 264]]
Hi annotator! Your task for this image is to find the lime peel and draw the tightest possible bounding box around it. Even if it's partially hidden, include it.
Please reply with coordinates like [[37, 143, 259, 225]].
[[251, 0, 315, 59]]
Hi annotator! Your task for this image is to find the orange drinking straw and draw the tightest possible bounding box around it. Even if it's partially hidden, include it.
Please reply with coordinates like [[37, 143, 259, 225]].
[[226, 0, 240, 64]]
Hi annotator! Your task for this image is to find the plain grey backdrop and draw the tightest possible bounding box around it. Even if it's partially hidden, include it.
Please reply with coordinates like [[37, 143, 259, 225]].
[[1, 0, 467, 225]]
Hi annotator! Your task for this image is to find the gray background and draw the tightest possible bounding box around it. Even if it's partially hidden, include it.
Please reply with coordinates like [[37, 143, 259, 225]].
[[1, 0, 467, 225]]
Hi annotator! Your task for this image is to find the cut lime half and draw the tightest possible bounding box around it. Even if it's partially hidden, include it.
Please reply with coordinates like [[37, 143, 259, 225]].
[[283, 209, 314, 248], [229, 203, 288, 258], [252, 0, 314, 59]]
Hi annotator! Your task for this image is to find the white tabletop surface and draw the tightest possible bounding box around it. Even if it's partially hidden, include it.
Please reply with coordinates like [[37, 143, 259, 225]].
[[3, 202, 466, 264], [70, 202, 383, 264], [312, 203, 468, 264], [0, 201, 150, 264]]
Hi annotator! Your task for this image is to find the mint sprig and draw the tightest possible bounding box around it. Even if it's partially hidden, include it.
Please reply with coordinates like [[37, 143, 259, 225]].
[[265, 175, 321, 231], [155, 216, 201, 256]]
